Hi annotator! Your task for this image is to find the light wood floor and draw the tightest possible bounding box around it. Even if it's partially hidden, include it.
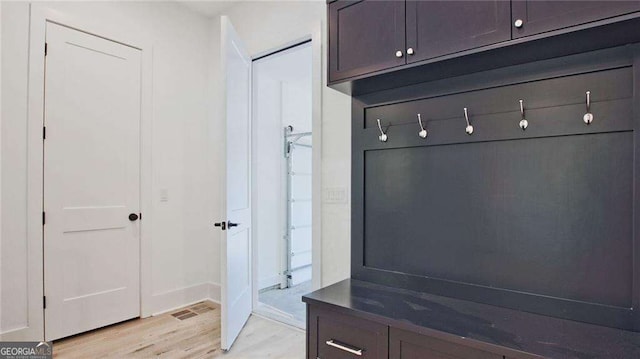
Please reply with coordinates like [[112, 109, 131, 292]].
[[53, 301, 305, 358]]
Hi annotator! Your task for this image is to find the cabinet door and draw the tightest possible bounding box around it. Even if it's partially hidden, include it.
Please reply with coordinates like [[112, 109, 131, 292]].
[[308, 306, 388, 359], [390, 328, 503, 359], [405, 1, 511, 63], [512, 1, 640, 38], [329, 0, 406, 83]]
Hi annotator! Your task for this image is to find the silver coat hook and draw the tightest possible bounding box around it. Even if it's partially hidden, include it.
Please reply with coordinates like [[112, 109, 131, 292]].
[[417, 114, 427, 138], [376, 119, 388, 142], [519, 99, 528, 130], [583, 91, 593, 125], [463, 108, 474, 135]]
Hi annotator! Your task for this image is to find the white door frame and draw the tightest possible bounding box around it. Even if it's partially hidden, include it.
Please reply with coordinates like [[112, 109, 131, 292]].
[[249, 22, 323, 326], [3, 4, 154, 341]]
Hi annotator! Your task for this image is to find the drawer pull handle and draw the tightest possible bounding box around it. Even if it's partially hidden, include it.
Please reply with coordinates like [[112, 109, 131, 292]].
[[325, 339, 363, 356]]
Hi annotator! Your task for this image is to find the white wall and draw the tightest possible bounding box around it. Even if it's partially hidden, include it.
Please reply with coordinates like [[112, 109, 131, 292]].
[[1, 1, 30, 335], [1, 0, 218, 339], [0, 0, 4, 339], [214, 1, 352, 288]]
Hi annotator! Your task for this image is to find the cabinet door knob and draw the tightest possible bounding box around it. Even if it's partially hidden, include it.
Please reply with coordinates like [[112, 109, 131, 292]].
[[514, 19, 524, 28], [395, 50, 403, 58], [407, 47, 414, 55]]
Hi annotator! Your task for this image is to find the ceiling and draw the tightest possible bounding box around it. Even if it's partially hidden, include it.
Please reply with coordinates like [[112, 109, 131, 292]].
[[177, 0, 242, 17]]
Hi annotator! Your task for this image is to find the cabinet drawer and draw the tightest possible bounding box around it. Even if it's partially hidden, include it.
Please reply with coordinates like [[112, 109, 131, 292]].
[[390, 328, 503, 359], [311, 307, 388, 358]]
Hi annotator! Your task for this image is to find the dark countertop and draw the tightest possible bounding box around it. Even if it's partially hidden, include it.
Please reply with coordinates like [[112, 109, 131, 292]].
[[302, 279, 640, 358]]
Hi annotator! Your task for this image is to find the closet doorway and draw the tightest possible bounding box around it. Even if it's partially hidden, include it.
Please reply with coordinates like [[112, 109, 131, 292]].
[[251, 41, 314, 328]]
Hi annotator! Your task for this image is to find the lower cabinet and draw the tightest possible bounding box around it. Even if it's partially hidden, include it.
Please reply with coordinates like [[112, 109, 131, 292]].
[[307, 305, 532, 359], [389, 328, 502, 359], [308, 306, 388, 358]]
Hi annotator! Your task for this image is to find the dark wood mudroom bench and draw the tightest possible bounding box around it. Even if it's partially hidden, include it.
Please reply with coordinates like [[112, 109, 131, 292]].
[[304, 279, 640, 358], [313, 1, 640, 358]]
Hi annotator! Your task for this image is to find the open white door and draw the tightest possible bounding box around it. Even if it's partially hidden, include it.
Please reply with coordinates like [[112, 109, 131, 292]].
[[219, 16, 252, 351]]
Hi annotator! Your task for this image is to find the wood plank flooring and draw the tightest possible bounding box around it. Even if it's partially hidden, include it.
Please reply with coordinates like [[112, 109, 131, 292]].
[[53, 301, 305, 358]]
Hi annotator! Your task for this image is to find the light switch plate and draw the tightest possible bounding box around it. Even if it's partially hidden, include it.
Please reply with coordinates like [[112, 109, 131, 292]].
[[323, 187, 348, 204]]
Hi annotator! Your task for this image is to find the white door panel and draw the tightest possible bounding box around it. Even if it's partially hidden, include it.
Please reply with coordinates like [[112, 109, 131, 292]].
[[220, 16, 253, 351], [63, 206, 127, 232], [44, 22, 141, 341]]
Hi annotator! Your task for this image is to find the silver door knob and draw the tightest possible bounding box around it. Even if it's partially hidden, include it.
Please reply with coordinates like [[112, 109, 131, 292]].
[[407, 48, 414, 55], [395, 50, 403, 58], [514, 19, 523, 28]]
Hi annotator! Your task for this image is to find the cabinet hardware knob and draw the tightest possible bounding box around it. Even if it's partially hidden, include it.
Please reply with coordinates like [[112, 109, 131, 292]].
[[583, 91, 593, 124], [514, 19, 524, 28], [407, 47, 414, 55], [395, 50, 403, 58]]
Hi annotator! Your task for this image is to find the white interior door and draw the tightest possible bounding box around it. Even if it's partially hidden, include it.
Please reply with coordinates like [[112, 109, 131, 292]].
[[220, 16, 252, 351], [43, 22, 141, 341]]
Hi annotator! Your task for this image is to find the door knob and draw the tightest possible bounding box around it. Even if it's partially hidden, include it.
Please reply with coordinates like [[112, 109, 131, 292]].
[[227, 221, 239, 228], [395, 50, 403, 58], [514, 19, 523, 28], [407, 48, 414, 55], [129, 213, 139, 221], [214, 222, 226, 230]]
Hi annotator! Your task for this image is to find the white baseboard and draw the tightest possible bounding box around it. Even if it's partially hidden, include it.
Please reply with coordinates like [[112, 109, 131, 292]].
[[208, 282, 221, 304], [1, 282, 222, 340], [150, 282, 220, 316], [0, 325, 41, 342]]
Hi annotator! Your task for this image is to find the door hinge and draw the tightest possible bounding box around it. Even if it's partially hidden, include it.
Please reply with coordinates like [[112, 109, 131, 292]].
[[43, 126, 46, 140], [45, 43, 48, 56], [42, 212, 45, 225], [43, 296, 46, 309]]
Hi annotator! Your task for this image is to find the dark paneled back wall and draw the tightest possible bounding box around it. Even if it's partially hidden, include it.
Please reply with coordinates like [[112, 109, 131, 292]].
[[351, 46, 640, 330], [366, 134, 633, 307]]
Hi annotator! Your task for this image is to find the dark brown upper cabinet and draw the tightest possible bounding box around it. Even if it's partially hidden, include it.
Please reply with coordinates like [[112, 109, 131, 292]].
[[327, 0, 640, 93], [328, 0, 406, 83], [405, 1, 511, 63], [512, 1, 640, 38]]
